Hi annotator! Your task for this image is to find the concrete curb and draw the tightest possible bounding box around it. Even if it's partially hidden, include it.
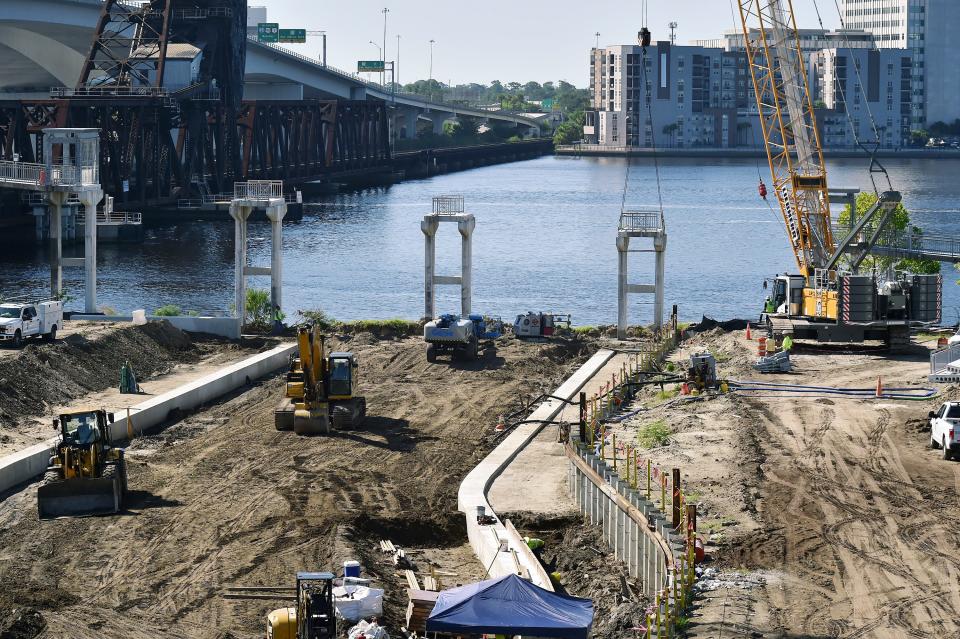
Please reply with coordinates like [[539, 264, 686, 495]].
[[457, 348, 616, 590], [0, 342, 296, 499]]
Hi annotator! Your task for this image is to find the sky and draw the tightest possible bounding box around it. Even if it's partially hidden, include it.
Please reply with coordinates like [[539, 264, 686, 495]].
[[253, 1, 840, 88]]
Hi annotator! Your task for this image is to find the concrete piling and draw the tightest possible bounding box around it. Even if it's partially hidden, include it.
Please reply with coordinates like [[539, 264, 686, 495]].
[[421, 195, 474, 319]]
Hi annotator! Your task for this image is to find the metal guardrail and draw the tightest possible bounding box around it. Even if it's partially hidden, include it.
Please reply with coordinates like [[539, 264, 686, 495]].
[[97, 211, 142, 224], [432, 195, 465, 215], [0, 161, 95, 188], [51, 86, 170, 98], [619, 210, 664, 233], [834, 225, 960, 262], [234, 180, 284, 200], [931, 342, 960, 374]]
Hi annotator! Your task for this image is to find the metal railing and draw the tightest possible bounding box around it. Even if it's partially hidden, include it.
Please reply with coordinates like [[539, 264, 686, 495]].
[[51, 86, 171, 98], [619, 210, 664, 233], [0, 161, 96, 188], [234, 180, 284, 200], [432, 195, 465, 215], [834, 224, 960, 262], [931, 342, 960, 374], [97, 210, 142, 224]]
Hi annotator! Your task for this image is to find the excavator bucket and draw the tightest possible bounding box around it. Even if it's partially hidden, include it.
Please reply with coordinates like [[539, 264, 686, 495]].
[[38, 476, 121, 519], [293, 407, 330, 435]]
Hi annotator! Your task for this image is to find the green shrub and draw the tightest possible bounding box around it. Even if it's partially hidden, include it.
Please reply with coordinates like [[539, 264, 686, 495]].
[[245, 288, 272, 330], [344, 319, 420, 335], [298, 309, 337, 330], [637, 420, 671, 449], [154, 304, 181, 317], [573, 325, 597, 335]]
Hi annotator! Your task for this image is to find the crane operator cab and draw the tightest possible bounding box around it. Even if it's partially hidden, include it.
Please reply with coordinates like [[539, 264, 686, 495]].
[[766, 275, 806, 317]]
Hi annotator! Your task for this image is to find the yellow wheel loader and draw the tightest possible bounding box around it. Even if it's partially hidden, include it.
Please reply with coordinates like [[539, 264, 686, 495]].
[[266, 572, 336, 639], [275, 325, 366, 434], [38, 408, 127, 519]]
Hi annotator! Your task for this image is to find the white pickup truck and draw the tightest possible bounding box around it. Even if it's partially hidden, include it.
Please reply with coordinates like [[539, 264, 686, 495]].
[[928, 401, 960, 461], [0, 301, 62, 347]]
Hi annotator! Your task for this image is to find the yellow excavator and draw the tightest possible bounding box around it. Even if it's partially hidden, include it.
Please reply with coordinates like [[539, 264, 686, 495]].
[[275, 325, 366, 434], [38, 408, 127, 519], [266, 572, 337, 639]]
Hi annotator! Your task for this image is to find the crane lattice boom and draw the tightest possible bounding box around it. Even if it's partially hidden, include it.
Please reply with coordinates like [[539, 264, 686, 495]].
[[738, 0, 835, 279]]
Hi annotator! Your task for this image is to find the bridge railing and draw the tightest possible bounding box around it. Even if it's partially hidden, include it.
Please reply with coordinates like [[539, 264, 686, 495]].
[[51, 86, 170, 98], [0, 160, 92, 188], [233, 180, 284, 201]]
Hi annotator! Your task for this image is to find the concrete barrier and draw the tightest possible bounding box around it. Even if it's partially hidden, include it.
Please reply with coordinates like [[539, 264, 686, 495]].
[[69, 315, 241, 339], [457, 349, 615, 590], [0, 342, 296, 498]]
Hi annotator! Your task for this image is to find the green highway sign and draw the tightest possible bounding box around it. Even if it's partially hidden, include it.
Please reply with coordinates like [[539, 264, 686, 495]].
[[279, 28, 307, 43], [357, 60, 385, 72], [257, 22, 279, 43]]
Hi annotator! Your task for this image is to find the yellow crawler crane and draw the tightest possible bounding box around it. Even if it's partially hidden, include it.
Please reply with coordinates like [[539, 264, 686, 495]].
[[738, 0, 929, 346], [275, 325, 366, 434]]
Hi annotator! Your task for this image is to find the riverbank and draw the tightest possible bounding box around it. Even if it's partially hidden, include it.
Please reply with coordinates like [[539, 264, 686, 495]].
[[556, 144, 960, 159]]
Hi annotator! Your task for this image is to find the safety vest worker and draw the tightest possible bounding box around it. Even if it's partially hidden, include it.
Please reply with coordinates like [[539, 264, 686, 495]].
[[764, 297, 776, 314]]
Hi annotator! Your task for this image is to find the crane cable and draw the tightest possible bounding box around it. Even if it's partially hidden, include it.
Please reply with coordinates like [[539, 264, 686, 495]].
[[812, 0, 893, 194]]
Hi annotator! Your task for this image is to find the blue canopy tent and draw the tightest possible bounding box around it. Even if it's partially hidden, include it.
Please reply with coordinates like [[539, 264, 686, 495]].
[[425, 574, 594, 639]]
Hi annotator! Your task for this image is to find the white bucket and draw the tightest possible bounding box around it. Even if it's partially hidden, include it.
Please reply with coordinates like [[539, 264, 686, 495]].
[[132, 309, 147, 325]]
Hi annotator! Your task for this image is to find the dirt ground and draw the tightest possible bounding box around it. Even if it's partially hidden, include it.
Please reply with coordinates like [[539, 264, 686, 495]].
[[0, 333, 594, 639], [615, 328, 960, 637], [0, 321, 277, 454]]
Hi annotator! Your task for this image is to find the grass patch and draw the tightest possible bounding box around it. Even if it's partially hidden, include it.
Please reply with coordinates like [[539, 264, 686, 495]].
[[653, 386, 679, 403], [710, 349, 731, 363], [637, 419, 672, 449], [344, 319, 421, 334], [573, 325, 598, 335]]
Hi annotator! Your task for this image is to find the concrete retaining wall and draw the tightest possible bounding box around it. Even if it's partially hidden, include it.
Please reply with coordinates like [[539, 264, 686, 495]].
[[0, 342, 296, 498], [457, 349, 615, 590], [69, 315, 241, 339]]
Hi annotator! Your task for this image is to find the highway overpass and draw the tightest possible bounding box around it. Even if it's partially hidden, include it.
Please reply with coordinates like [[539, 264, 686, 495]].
[[0, 0, 539, 138]]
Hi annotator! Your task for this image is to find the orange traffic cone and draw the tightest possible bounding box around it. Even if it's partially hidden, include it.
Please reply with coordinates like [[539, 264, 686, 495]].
[[495, 414, 506, 432], [875, 376, 883, 398], [746, 324, 752, 340]]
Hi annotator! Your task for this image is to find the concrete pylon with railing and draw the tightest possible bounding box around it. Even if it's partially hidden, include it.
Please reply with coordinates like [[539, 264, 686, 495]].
[[421, 195, 474, 320], [617, 210, 667, 339], [230, 180, 287, 337]]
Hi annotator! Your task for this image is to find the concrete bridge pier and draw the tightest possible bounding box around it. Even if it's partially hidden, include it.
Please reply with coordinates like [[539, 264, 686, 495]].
[[229, 202, 253, 333], [265, 200, 287, 313], [421, 195, 474, 319], [616, 211, 667, 339], [47, 192, 67, 298], [78, 188, 103, 313]]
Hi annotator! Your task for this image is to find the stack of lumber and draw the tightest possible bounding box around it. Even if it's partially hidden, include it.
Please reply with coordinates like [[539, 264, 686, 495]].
[[405, 588, 439, 633]]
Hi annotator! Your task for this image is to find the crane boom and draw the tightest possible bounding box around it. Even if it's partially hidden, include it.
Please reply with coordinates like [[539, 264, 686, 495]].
[[738, 0, 834, 281]]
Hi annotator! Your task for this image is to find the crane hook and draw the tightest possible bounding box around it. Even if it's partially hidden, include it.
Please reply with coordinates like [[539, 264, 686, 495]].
[[758, 179, 768, 200]]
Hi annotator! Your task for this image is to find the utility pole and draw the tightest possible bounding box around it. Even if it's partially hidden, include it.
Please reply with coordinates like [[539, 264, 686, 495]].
[[382, 7, 390, 86]]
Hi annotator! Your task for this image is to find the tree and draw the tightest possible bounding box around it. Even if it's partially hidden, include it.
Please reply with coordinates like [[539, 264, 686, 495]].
[[662, 123, 678, 147], [838, 192, 939, 275], [909, 129, 929, 147], [506, 81, 522, 94], [499, 93, 539, 112], [553, 111, 585, 145], [929, 121, 949, 137]]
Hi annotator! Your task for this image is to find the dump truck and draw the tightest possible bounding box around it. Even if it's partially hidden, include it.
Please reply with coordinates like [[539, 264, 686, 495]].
[[424, 313, 502, 362], [38, 408, 127, 519], [275, 325, 366, 434]]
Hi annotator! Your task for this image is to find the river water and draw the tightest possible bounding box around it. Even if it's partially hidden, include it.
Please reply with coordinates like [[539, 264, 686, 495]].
[[2, 156, 959, 326]]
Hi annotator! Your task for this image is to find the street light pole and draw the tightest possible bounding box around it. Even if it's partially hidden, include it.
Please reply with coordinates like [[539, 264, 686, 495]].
[[429, 39, 435, 100], [369, 41, 382, 81], [381, 7, 390, 86], [396, 34, 401, 88]]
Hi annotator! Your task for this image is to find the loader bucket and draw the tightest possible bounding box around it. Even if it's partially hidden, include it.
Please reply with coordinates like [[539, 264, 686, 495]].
[[38, 477, 120, 519]]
